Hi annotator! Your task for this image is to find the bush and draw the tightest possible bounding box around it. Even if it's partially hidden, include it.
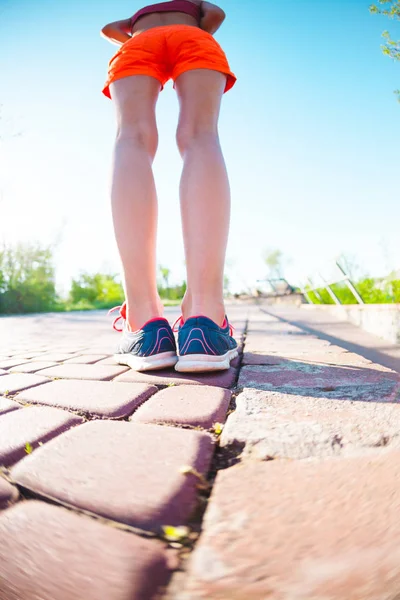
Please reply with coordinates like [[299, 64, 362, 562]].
[[306, 278, 400, 305], [69, 273, 124, 309], [0, 243, 57, 314]]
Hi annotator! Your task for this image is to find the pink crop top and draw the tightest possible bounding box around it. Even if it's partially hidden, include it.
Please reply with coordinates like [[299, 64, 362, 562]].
[[130, 0, 202, 29]]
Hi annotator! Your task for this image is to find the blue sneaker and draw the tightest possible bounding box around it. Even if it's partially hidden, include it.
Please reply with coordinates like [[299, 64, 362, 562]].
[[175, 315, 238, 373], [109, 303, 178, 371]]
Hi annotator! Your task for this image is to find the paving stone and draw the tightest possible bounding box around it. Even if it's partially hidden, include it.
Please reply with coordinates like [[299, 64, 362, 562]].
[[63, 354, 108, 364], [37, 363, 129, 381], [244, 335, 331, 354], [238, 364, 400, 400], [0, 501, 170, 600], [10, 361, 58, 373], [0, 477, 18, 509], [220, 388, 400, 460], [0, 358, 29, 369], [115, 367, 238, 389], [0, 406, 82, 466], [0, 397, 21, 415], [242, 350, 374, 367], [16, 379, 157, 418], [11, 421, 214, 531], [0, 373, 50, 395], [29, 352, 77, 362], [132, 385, 231, 429], [182, 454, 400, 600]]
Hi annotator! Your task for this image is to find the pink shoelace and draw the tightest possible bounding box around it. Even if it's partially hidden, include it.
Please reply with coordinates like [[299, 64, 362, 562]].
[[108, 302, 127, 333]]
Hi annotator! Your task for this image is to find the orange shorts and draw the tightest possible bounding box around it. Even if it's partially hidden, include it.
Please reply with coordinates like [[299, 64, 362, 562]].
[[102, 25, 236, 99]]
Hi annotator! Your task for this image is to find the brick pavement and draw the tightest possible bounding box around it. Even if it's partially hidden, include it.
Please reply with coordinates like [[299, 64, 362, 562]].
[[0, 303, 400, 599]]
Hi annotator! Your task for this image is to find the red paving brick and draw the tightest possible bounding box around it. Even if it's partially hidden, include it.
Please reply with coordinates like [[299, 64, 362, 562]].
[[0, 406, 82, 467], [37, 363, 129, 381], [10, 361, 58, 373], [0, 358, 29, 369], [183, 454, 400, 599], [16, 379, 158, 418], [131, 385, 231, 429], [31, 352, 78, 362], [0, 397, 20, 415], [63, 354, 108, 364], [0, 373, 50, 395], [0, 477, 18, 509], [11, 421, 214, 531], [115, 367, 238, 389], [0, 501, 171, 600]]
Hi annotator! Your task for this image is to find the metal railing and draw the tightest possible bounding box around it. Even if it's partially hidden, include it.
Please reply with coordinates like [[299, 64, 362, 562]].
[[302, 262, 364, 305]]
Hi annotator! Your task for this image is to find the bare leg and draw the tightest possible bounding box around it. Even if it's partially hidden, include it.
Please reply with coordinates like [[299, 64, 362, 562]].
[[175, 70, 230, 326], [110, 76, 163, 331]]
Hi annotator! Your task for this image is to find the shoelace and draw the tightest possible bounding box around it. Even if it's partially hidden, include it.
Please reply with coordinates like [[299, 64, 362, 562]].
[[172, 315, 234, 336], [108, 302, 127, 333]]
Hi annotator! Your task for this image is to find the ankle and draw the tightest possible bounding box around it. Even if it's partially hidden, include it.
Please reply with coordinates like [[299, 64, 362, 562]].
[[126, 300, 164, 332], [181, 297, 225, 327]]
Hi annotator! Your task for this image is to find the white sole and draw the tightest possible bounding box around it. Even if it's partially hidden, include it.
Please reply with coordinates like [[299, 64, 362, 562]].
[[175, 349, 238, 373], [114, 351, 178, 372]]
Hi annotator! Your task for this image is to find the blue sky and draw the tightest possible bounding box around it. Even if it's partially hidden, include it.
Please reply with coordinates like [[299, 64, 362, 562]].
[[0, 0, 399, 293]]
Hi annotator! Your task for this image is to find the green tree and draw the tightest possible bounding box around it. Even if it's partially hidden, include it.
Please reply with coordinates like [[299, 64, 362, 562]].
[[159, 266, 171, 290], [0, 243, 57, 313], [263, 248, 284, 278], [69, 273, 124, 308], [370, 0, 400, 100]]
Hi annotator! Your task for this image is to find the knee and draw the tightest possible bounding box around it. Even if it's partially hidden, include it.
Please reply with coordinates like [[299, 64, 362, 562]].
[[116, 122, 158, 158], [176, 122, 218, 156]]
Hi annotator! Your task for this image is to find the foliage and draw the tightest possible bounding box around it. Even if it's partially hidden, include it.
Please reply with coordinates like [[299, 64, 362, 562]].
[[263, 248, 284, 278], [370, 0, 400, 100], [69, 273, 124, 309], [305, 277, 400, 305], [0, 243, 58, 313]]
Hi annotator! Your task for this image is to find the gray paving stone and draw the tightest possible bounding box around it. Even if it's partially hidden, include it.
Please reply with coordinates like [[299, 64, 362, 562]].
[[0, 501, 170, 600], [37, 363, 129, 381], [115, 367, 238, 389], [0, 477, 18, 509], [220, 388, 400, 460], [0, 406, 82, 466], [10, 361, 58, 373], [238, 363, 400, 400], [242, 350, 375, 367], [16, 379, 157, 418], [11, 421, 214, 531], [0, 373, 50, 395], [0, 397, 20, 415], [182, 454, 400, 600], [132, 385, 231, 429]]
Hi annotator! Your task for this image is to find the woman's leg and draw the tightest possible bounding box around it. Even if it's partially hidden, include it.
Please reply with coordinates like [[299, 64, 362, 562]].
[[110, 75, 163, 331], [175, 69, 230, 326]]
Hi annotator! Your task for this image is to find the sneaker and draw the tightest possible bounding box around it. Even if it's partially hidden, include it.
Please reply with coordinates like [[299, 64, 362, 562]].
[[174, 315, 238, 373], [109, 303, 178, 371]]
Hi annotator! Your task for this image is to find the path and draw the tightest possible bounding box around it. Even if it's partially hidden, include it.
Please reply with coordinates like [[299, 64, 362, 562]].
[[0, 302, 400, 599]]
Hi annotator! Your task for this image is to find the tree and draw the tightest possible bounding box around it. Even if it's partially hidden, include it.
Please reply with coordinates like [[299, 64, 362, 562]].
[[0, 243, 58, 313], [158, 266, 170, 290], [370, 0, 400, 100], [263, 248, 284, 278]]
